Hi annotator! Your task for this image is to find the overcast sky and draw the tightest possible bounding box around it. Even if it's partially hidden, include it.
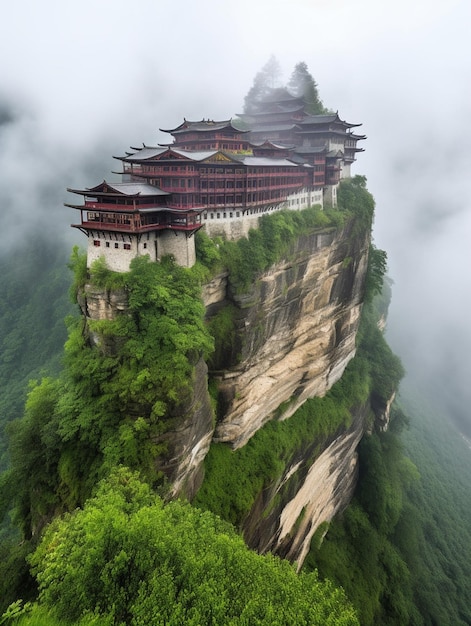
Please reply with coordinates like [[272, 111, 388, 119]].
[[1, 0, 470, 434]]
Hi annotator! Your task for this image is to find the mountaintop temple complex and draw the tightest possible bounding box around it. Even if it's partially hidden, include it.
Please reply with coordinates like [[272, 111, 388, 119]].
[[66, 88, 365, 271]]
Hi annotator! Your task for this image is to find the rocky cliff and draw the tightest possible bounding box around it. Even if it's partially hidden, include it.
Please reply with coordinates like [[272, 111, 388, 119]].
[[203, 222, 368, 450], [199, 219, 375, 564], [78, 214, 382, 567]]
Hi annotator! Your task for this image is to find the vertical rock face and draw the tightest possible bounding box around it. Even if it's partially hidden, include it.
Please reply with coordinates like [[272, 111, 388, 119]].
[[155, 357, 214, 500], [242, 405, 368, 568], [199, 221, 371, 565], [203, 223, 369, 450]]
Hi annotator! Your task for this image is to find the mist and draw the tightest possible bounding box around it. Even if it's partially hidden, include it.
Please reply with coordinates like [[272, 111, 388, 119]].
[[1, 0, 470, 435]]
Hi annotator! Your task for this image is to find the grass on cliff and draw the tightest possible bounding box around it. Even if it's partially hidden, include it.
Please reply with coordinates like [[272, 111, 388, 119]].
[[195, 175, 375, 294], [196, 204, 343, 293], [193, 354, 371, 527]]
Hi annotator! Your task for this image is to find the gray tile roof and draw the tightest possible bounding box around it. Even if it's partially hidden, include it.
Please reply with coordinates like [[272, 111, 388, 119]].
[[101, 182, 169, 196]]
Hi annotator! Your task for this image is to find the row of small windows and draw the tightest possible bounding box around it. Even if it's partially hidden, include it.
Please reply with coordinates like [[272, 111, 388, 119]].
[[203, 205, 281, 220], [127, 164, 313, 176], [93, 240, 131, 250], [137, 165, 195, 173], [203, 211, 241, 220]]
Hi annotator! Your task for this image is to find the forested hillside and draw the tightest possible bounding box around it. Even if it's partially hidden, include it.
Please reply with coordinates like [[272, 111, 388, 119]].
[[303, 334, 471, 625], [0, 238, 73, 472]]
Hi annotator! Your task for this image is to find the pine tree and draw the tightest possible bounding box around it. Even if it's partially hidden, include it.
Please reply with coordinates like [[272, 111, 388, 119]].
[[243, 55, 281, 113], [288, 61, 326, 114]]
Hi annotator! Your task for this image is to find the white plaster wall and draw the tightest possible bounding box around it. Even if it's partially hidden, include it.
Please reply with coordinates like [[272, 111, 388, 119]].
[[87, 232, 138, 272], [340, 162, 352, 179], [201, 188, 324, 240], [137, 233, 158, 262], [157, 230, 196, 267], [323, 184, 338, 208]]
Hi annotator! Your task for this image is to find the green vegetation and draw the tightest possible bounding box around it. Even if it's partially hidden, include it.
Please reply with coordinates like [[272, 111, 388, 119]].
[[196, 203, 349, 293], [393, 383, 471, 625], [205, 304, 237, 370], [300, 279, 471, 625], [1, 253, 213, 543], [3, 176, 468, 625], [0, 239, 73, 472], [288, 61, 327, 114], [7, 468, 358, 626], [243, 56, 328, 115], [303, 408, 420, 625], [337, 174, 375, 235]]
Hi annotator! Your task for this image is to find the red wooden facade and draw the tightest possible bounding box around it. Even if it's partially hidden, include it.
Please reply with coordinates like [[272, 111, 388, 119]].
[[66, 91, 364, 240]]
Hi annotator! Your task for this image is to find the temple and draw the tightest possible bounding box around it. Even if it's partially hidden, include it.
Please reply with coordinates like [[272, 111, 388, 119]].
[[66, 88, 365, 271]]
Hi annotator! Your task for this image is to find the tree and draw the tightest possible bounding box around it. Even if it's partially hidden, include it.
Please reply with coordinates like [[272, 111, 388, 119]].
[[288, 61, 326, 114], [243, 55, 282, 113], [27, 468, 359, 626]]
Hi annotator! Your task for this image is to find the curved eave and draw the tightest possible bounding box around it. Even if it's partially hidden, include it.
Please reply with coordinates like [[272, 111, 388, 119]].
[[72, 221, 204, 236], [159, 119, 248, 135], [294, 129, 349, 137]]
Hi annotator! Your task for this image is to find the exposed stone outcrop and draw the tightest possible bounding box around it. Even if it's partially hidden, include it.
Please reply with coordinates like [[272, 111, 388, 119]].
[[155, 357, 214, 500], [203, 223, 369, 450], [242, 405, 368, 568]]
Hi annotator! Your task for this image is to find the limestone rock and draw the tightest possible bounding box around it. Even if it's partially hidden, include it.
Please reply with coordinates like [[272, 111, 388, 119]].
[[204, 226, 369, 449], [242, 405, 367, 568]]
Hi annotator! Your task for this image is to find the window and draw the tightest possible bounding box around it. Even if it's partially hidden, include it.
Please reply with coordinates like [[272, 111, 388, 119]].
[[124, 243, 131, 250], [105, 241, 110, 248], [93, 240, 101, 247], [115, 242, 119, 249], [143, 242, 147, 249]]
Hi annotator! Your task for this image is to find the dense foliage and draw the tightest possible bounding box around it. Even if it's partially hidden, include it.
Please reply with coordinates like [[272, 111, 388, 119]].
[[0, 253, 213, 542], [337, 174, 376, 235], [0, 239, 72, 472], [288, 61, 326, 114], [394, 383, 471, 625], [11, 468, 358, 626], [196, 203, 347, 293]]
